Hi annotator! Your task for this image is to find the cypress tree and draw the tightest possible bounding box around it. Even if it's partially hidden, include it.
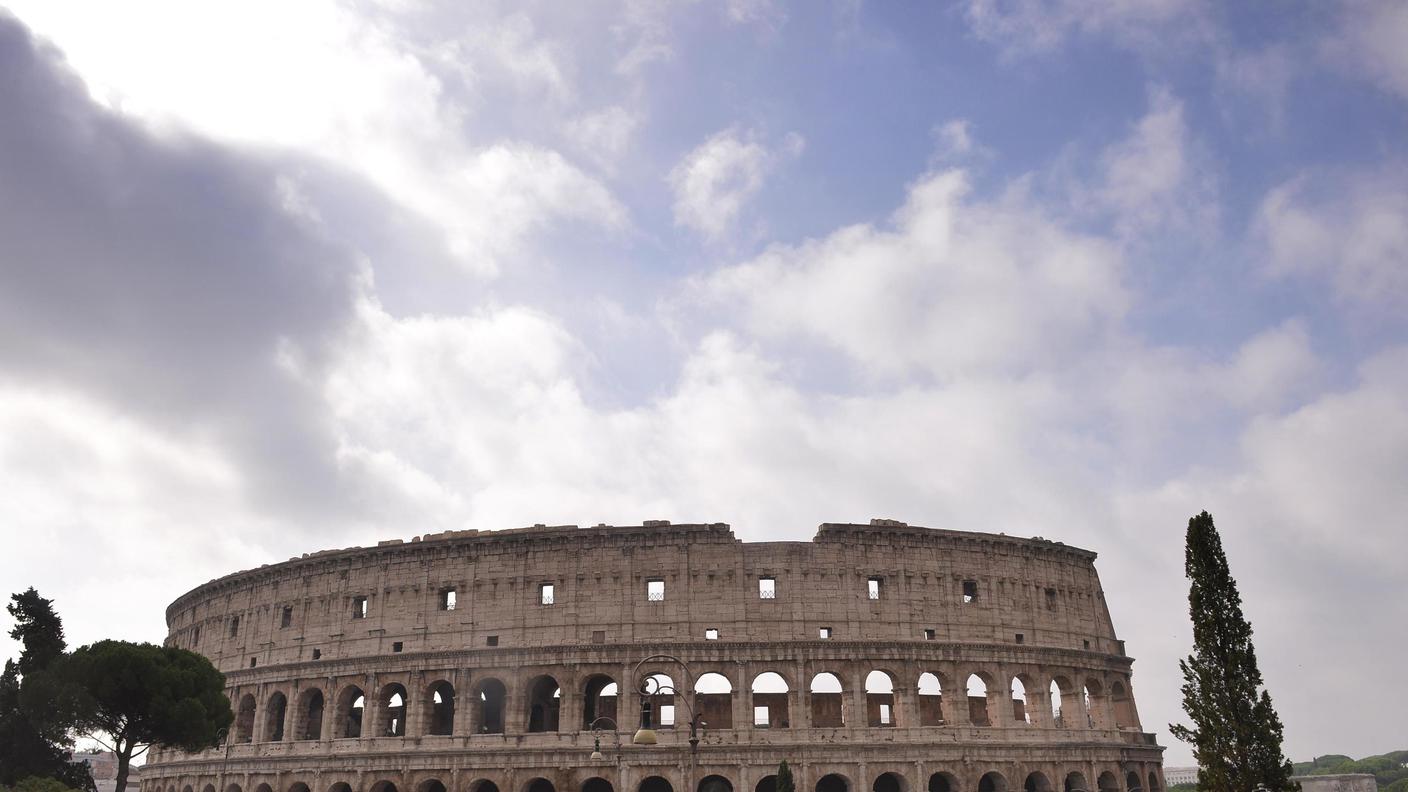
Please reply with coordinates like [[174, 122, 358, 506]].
[[1170, 512, 1297, 792], [776, 761, 795, 792]]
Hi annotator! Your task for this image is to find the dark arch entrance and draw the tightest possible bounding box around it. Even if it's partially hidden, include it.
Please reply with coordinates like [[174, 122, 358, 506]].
[[526, 780, 556, 792], [756, 778, 778, 792], [583, 780, 615, 792], [874, 775, 904, 792], [817, 776, 849, 792], [640, 778, 674, 792], [419, 782, 447, 792], [475, 783, 501, 792], [698, 777, 732, 792], [928, 775, 955, 792]]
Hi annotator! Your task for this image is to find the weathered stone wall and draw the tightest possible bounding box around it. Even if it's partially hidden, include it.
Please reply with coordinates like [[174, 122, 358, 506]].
[[1293, 776, 1379, 792], [140, 520, 1164, 792]]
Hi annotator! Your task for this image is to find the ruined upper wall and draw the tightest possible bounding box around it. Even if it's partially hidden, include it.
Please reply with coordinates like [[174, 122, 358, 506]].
[[164, 520, 1122, 673]]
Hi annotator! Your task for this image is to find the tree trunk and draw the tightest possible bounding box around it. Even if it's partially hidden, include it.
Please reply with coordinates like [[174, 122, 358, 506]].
[[114, 742, 132, 792]]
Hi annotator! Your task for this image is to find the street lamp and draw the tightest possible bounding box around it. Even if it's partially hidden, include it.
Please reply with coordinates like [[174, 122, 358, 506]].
[[628, 654, 706, 751], [588, 716, 620, 762]]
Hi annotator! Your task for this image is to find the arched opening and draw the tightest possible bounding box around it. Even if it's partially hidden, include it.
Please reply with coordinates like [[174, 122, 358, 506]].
[[526, 779, 556, 792], [234, 694, 256, 743], [978, 774, 1008, 792], [698, 776, 733, 792], [865, 670, 896, 726], [873, 774, 906, 792], [640, 778, 674, 792], [296, 688, 324, 740], [928, 774, 957, 792], [264, 692, 287, 741], [369, 782, 398, 792], [335, 686, 365, 738], [816, 775, 849, 792], [255, 784, 273, 792], [327, 784, 352, 792], [1083, 679, 1106, 728], [1024, 773, 1053, 792], [204, 784, 217, 792], [643, 673, 677, 728], [1064, 773, 1089, 792], [1126, 772, 1142, 792], [810, 672, 845, 727], [1096, 774, 1119, 792], [289, 784, 311, 792], [583, 780, 615, 792], [473, 782, 501, 792], [751, 671, 790, 728], [583, 675, 619, 728], [183, 785, 194, 792], [526, 675, 562, 732], [379, 683, 408, 737], [1011, 676, 1031, 725], [427, 680, 455, 735], [1112, 681, 1138, 729], [917, 672, 945, 725], [1051, 676, 1073, 728], [225, 785, 243, 792], [1147, 774, 1160, 792], [756, 778, 778, 792], [966, 674, 990, 726], [695, 672, 734, 729], [418, 782, 447, 792], [475, 678, 506, 734]]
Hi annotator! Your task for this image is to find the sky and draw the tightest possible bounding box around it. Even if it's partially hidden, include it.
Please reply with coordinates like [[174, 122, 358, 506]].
[[1, 0, 1406, 768]]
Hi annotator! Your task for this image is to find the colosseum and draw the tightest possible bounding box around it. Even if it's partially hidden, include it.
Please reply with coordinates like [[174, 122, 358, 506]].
[[141, 520, 1165, 792]]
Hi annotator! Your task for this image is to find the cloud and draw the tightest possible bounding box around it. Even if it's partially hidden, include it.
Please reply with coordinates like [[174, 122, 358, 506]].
[[1321, 0, 1408, 101], [668, 127, 805, 241], [4, 0, 625, 277], [702, 168, 1126, 379], [1255, 167, 1408, 306], [567, 105, 643, 172]]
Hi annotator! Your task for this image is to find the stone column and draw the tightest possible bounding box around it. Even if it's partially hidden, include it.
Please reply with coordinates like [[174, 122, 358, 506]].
[[849, 663, 868, 729], [451, 670, 471, 736], [732, 663, 751, 733], [894, 664, 919, 729], [505, 674, 527, 734], [943, 665, 968, 727], [320, 678, 337, 740]]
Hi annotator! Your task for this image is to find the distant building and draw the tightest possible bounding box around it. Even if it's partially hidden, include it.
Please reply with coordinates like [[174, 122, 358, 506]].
[[72, 750, 142, 792], [1291, 775, 1377, 792], [1163, 768, 1198, 786]]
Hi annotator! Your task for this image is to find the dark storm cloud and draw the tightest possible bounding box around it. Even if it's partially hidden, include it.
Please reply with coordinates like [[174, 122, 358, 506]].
[[0, 13, 362, 525]]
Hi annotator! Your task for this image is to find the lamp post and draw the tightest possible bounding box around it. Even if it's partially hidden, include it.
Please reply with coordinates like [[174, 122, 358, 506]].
[[589, 716, 621, 763], [213, 727, 232, 792], [629, 654, 707, 792]]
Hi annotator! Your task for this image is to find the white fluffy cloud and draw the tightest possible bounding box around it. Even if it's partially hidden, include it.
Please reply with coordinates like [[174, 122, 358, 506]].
[[1322, 1, 1408, 101], [963, 0, 1210, 57], [1256, 168, 1408, 306], [669, 127, 805, 240], [702, 168, 1126, 379]]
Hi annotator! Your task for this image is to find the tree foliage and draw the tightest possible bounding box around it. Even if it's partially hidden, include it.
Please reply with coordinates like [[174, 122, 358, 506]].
[[0, 590, 93, 791], [44, 641, 232, 792], [1170, 512, 1297, 792], [0, 777, 84, 792], [776, 761, 795, 792]]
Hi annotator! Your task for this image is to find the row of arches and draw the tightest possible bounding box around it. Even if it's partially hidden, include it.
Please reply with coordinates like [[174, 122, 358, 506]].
[[158, 769, 1163, 792], [229, 669, 1139, 743]]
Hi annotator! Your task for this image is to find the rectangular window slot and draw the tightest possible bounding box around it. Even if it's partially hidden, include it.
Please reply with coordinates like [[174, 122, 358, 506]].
[[1015, 633, 1025, 644], [591, 630, 606, 644], [754, 706, 770, 727], [249, 657, 257, 668], [867, 577, 882, 600], [963, 580, 979, 603], [647, 579, 665, 601], [759, 577, 776, 599], [280, 606, 292, 629], [192, 626, 200, 646], [1083, 639, 1091, 650], [659, 704, 675, 726], [352, 596, 368, 619], [879, 703, 892, 725], [229, 616, 239, 637], [392, 641, 403, 653], [440, 588, 457, 611], [818, 626, 832, 639], [923, 628, 936, 640], [540, 583, 555, 605], [487, 635, 499, 647], [705, 628, 719, 640], [312, 648, 321, 660], [1045, 587, 1058, 610]]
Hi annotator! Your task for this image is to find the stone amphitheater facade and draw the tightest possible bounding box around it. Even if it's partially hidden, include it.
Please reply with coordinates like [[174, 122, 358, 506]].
[[141, 520, 1165, 792]]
